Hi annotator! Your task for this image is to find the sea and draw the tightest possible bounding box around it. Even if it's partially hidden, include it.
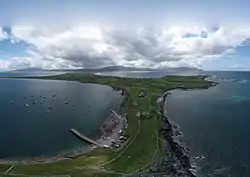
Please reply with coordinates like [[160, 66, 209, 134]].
[[0, 71, 123, 159], [166, 71, 250, 177], [99, 70, 250, 177], [0, 70, 250, 177]]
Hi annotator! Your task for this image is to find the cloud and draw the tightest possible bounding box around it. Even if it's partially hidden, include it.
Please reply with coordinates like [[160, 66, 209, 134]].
[[0, 27, 8, 41], [1, 23, 250, 70], [228, 64, 249, 71]]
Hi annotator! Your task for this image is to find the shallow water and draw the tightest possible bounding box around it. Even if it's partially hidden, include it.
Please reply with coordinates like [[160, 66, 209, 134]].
[[0, 78, 122, 159]]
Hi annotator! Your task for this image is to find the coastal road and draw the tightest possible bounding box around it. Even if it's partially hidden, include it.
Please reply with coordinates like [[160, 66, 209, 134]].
[[101, 119, 142, 166]]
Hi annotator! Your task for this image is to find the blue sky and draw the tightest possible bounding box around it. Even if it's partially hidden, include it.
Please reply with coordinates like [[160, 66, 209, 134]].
[[0, 0, 250, 71]]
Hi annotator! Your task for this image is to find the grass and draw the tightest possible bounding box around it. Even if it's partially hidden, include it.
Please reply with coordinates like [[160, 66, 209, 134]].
[[0, 73, 213, 176], [0, 164, 11, 172]]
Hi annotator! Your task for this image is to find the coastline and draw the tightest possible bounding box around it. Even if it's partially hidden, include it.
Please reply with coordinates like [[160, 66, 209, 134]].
[[0, 86, 126, 165], [0, 145, 96, 165], [0, 73, 216, 177], [137, 90, 196, 177], [145, 81, 217, 177], [161, 91, 196, 176]]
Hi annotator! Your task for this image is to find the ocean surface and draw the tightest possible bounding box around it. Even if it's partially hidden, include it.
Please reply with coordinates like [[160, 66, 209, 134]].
[[0, 78, 122, 159], [1, 70, 250, 177], [96, 70, 250, 176], [166, 71, 250, 177], [0, 71, 65, 77]]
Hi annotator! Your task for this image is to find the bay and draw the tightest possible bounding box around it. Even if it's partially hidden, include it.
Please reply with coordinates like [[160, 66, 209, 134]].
[[0, 78, 122, 159], [1, 70, 250, 177]]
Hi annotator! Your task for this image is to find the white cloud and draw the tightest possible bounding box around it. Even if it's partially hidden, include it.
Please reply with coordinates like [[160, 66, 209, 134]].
[[0, 27, 8, 41], [2, 23, 250, 70]]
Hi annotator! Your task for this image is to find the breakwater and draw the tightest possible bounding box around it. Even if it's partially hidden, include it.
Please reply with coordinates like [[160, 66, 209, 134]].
[[70, 128, 103, 147]]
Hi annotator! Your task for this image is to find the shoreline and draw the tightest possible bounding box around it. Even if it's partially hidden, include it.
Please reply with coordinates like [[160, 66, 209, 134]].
[[162, 91, 196, 176], [0, 145, 97, 165], [0, 86, 127, 165], [0, 74, 216, 176], [137, 90, 197, 176], [145, 81, 217, 176]]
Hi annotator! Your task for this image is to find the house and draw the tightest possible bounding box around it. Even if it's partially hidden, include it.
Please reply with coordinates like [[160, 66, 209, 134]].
[[139, 89, 148, 97]]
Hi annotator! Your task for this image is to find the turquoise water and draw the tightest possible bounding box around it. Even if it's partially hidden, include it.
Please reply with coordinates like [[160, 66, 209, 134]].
[[167, 71, 250, 177], [0, 78, 122, 159]]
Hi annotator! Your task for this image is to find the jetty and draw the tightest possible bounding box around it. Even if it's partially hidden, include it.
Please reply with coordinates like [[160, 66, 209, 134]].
[[111, 109, 122, 119], [70, 128, 102, 147]]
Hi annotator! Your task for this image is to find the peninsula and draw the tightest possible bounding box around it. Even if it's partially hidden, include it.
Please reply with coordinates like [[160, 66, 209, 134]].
[[0, 73, 215, 177]]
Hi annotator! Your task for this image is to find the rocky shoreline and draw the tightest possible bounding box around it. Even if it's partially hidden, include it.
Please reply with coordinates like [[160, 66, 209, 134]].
[[138, 91, 196, 177], [111, 85, 128, 115], [138, 81, 217, 177], [0, 79, 214, 176]]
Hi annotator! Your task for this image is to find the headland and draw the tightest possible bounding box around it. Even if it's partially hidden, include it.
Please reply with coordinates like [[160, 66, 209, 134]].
[[0, 73, 216, 177]]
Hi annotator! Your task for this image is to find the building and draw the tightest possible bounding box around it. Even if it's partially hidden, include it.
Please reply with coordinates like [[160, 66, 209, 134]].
[[139, 89, 148, 97]]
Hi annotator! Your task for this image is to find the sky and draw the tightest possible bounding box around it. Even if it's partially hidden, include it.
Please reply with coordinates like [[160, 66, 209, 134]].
[[0, 0, 250, 71]]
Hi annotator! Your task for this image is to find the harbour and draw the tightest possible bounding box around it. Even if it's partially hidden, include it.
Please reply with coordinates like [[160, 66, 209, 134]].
[[0, 78, 123, 159], [70, 128, 103, 147]]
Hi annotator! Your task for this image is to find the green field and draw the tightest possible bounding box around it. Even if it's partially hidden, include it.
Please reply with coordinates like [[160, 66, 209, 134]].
[[0, 73, 213, 177]]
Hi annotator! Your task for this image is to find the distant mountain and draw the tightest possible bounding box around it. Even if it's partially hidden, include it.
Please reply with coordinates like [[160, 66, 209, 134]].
[[50, 66, 152, 72], [94, 66, 202, 72], [12, 67, 46, 72], [95, 66, 152, 72], [158, 67, 202, 72], [12, 66, 202, 73]]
